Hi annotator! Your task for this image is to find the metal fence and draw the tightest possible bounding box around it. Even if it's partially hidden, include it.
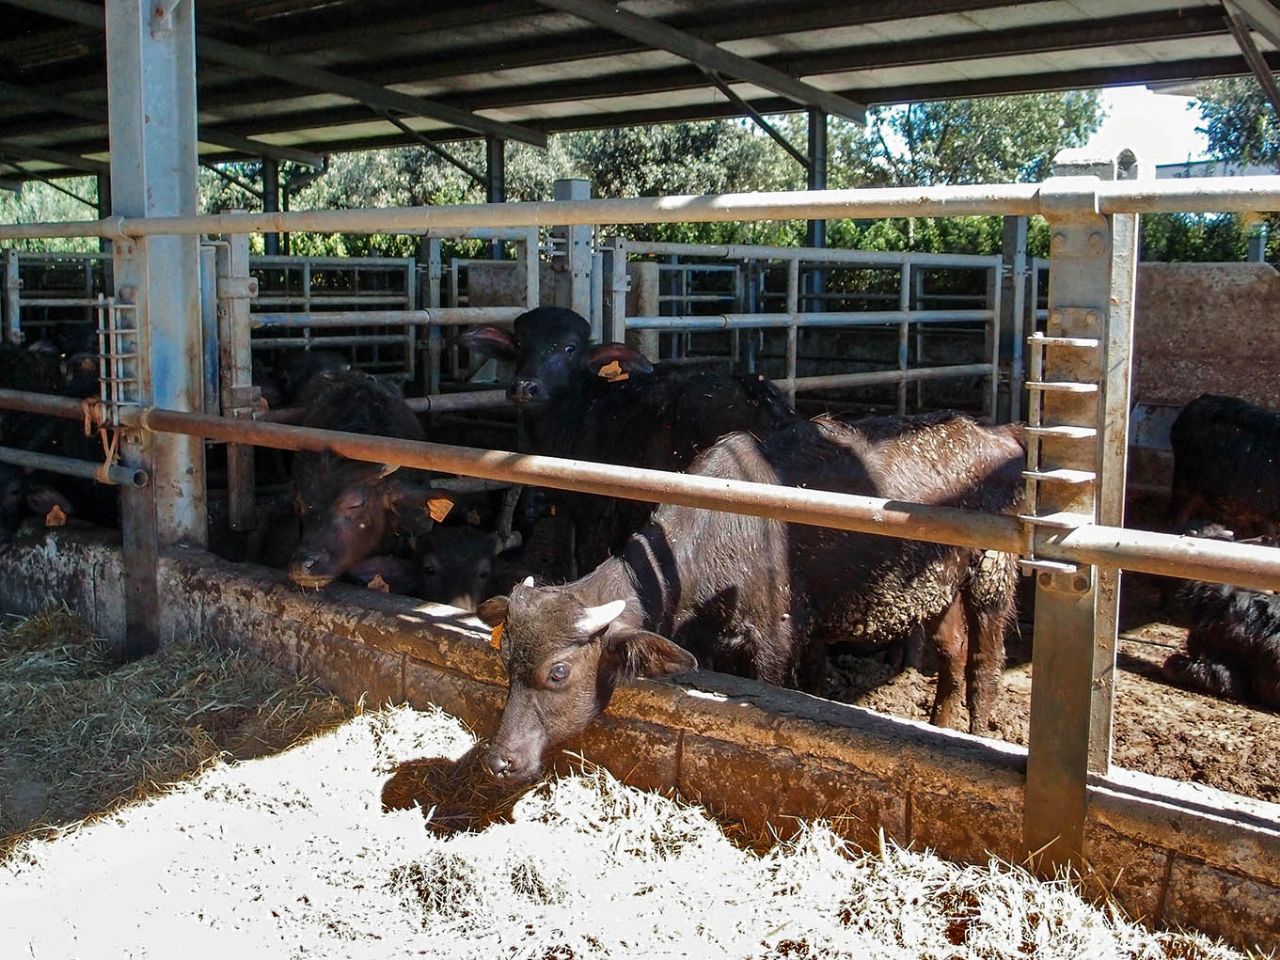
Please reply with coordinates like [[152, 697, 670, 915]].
[[619, 240, 1000, 415], [5, 166, 1280, 875]]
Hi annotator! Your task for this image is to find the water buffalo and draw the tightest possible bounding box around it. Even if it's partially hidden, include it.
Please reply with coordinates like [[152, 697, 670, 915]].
[[1169, 394, 1280, 536], [475, 411, 1024, 783], [461, 306, 796, 572], [287, 370, 451, 589]]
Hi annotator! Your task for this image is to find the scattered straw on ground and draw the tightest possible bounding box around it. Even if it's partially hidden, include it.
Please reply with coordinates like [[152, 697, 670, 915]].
[[0, 606, 352, 850], [0, 703, 1246, 960]]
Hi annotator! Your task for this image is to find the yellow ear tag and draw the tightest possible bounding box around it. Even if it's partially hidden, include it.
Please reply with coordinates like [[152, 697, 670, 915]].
[[367, 574, 390, 593], [44, 504, 67, 527], [597, 359, 629, 383], [427, 495, 455, 523], [489, 622, 503, 650]]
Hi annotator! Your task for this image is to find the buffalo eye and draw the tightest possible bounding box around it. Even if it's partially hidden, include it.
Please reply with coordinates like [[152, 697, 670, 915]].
[[547, 662, 570, 684], [563, 344, 576, 355]]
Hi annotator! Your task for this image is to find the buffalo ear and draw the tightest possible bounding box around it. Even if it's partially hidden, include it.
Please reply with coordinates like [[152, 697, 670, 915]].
[[586, 343, 654, 378], [476, 596, 509, 627], [606, 627, 697, 680], [459, 325, 518, 361]]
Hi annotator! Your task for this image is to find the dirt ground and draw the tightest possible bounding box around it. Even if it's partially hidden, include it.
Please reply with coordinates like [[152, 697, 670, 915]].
[[826, 575, 1280, 805]]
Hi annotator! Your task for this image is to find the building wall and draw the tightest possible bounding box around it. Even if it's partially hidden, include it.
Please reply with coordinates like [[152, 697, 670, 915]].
[[1134, 262, 1280, 409]]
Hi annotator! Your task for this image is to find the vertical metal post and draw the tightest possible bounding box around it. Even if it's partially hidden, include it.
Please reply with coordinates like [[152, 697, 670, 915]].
[[262, 158, 281, 256], [1002, 217, 1029, 423], [486, 136, 506, 261], [425, 237, 443, 394], [1248, 221, 1268, 262], [785, 257, 799, 404], [199, 242, 219, 415], [897, 261, 910, 414], [604, 236, 629, 343], [552, 178, 593, 332], [986, 261, 1003, 423], [1022, 149, 1139, 871], [2, 249, 19, 344], [216, 233, 257, 531], [106, 0, 207, 659], [805, 108, 827, 313], [97, 173, 113, 255]]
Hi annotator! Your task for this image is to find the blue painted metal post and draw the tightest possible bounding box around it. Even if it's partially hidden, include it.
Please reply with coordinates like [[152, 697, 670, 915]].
[[106, 0, 207, 658]]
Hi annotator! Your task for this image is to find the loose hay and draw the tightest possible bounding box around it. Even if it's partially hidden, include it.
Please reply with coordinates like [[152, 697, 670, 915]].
[[0, 607, 351, 849], [0, 704, 1246, 960]]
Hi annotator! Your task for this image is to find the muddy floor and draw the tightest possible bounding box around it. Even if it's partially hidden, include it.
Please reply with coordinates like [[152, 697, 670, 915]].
[[826, 575, 1279, 804]]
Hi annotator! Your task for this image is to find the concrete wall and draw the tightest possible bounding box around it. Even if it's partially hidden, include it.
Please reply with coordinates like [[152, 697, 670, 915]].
[[1134, 262, 1280, 409], [2, 525, 1278, 954]]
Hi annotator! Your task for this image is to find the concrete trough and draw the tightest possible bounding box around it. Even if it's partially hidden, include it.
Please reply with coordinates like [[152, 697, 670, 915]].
[[1, 524, 1277, 954]]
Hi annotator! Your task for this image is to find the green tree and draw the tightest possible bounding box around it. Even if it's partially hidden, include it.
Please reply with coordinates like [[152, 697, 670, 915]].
[[0, 176, 101, 252]]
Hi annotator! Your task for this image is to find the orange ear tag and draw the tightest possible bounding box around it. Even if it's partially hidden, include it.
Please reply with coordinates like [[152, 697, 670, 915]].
[[44, 504, 67, 528], [366, 574, 390, 593], [597, 360, 629, 383], [427, 495, 455, 523], [489, 622, 503, 650]]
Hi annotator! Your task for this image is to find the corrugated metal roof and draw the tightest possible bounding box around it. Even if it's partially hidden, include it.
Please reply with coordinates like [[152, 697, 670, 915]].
[[0, 0, 1266, 179]]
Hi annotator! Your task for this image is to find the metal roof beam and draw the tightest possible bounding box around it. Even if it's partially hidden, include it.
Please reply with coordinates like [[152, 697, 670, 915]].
[[1222, 1, 1280, 116], [0, 78, 324, 167], [193, 35, 548, 148], [1, 0, 549, 149], [1227, 0, 1280, 49], [0, 138, 106, 173], [532, 0, 866, 124]]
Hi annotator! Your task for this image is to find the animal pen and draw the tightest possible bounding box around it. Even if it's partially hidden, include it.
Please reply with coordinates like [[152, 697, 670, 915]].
[[2, 0, 1280, 953]]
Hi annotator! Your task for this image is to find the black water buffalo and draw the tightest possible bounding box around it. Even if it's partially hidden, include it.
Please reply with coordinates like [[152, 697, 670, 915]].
[[287, 370, 451, 589], [1169, 394, 1280, 536], [0, 341, 113, 542], [1164, 578, 1280, 709], [461, 307, 796, 571], [475, 411, 1024, 783]]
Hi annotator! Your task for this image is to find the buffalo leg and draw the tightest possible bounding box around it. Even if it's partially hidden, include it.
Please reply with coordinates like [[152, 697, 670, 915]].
[[963, 602, 1007, 735], [928, 597, 969, 730]]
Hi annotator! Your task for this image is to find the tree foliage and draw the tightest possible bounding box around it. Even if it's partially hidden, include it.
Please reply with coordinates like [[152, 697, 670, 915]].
[[1131, 78, 1279, 263], [4, 91, 1106, 257]]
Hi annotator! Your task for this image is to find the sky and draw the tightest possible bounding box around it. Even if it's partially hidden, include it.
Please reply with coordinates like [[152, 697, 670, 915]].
[[1085, 86, 1211, 169]]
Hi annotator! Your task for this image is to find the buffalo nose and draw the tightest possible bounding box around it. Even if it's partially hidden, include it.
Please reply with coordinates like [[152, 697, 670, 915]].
[[483, 747, 516, 779], [511, 379, 541, 402]]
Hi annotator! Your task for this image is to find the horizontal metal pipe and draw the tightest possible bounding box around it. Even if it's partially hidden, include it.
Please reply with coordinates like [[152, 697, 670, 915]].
[[406, 390, 510, 413], [259, 388, 511, 424], [4, 177, 1280, 242], [630, 240, 1001, 268], [253, 295, 409, 306], [16, 297, 109, 308], [249, 306, 524, 329], [4, 384, 1278, 592], [0, 444, 148, 487], [626, 310, 992, 330], [132, 406, 1027, 554], [118, 406, 1280, 591], [780, 363, 993, 393], [0, 388, 85, 420], [251, 335, 410, 350]]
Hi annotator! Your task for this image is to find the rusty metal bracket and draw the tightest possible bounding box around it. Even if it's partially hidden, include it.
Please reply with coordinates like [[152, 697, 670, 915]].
[[215, 274, 258, 301]]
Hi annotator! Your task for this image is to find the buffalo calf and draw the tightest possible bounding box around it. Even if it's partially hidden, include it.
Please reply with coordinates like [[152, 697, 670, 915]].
[[287, 370, 450, 589], [476, 411, 1023, 783]]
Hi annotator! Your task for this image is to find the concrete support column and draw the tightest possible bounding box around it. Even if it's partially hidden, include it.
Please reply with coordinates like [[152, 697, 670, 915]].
[[262, 158, 281, 256], [1022, 148, 1139, 871], [106, 0, 207, 658]]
